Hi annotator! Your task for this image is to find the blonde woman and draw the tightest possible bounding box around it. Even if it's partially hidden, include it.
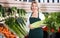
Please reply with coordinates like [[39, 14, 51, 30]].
[[27, 1, 45, 38]]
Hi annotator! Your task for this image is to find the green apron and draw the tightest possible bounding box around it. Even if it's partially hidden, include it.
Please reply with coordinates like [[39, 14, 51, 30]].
[[29, 13, 43, 38]]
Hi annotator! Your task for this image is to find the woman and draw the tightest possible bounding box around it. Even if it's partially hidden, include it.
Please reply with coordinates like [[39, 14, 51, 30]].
[[28, 1, 45, 38]]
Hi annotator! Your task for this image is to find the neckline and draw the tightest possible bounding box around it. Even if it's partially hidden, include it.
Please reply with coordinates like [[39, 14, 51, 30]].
[[30, 12, 39, 18], [30, 17, 39, 18]]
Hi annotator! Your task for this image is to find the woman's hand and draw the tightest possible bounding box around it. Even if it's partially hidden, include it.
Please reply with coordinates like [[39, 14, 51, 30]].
[[42, 26, 46, 28], [29, 24, 35, 29], [42, 26, 48, 31]]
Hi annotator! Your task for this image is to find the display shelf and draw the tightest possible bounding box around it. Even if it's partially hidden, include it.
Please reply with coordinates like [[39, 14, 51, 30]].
[[0, 22, 17, 38]]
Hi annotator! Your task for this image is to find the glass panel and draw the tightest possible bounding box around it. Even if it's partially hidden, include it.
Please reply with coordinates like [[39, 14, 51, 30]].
[[23, 0, 27, 2], [29, 0, 32, 2], [38, 0, 40, 2], [15, 0, 17, 1], [47, 0, 49, 3], [52, 0, 54, 3], [19, 0, 21, 1], [57, 0, 59, 3], [43, 0, 44, 3], [29, 0, 35, 2]]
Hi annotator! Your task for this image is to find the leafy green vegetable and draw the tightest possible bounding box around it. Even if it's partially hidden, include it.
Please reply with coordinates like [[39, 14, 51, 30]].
[[31, 20, 46, 28], [44, 12, 60, 32]]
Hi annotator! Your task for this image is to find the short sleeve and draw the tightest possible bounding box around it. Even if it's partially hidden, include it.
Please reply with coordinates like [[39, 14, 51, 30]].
[[39, 12, 45, 21], [39, 12, 46, 28]]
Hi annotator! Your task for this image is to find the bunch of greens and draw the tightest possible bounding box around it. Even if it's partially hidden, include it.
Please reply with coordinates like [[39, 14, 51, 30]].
[[44, 12, 60, 32]]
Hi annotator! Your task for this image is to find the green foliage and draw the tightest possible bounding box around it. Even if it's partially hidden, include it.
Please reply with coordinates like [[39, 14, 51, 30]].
[[0, 5, 5, 17], [0, 5, 27, 38], [17, 9, 27, 17], [0, 5, 2, 17], [4, 7, 27, 38], [44, 12, 60, 32], [11, 7, 17, 15], [31, 20, 46, 28], [11, 7, 17, 12], [5, 17, 27, 38]]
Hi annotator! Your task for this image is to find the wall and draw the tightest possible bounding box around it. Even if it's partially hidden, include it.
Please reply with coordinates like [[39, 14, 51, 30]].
[[0, 0, 60, 12]]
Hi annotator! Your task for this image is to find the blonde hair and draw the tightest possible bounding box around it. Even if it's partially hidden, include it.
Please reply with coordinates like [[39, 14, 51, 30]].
[[31, 1, 37, 5], [31, 1, 39, 10]]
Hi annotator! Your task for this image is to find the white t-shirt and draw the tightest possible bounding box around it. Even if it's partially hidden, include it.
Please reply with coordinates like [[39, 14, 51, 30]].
[[26, 12, 45, 32]]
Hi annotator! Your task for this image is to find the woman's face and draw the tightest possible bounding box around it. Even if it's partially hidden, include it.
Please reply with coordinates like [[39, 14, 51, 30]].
[[31, 3, 38, 12]]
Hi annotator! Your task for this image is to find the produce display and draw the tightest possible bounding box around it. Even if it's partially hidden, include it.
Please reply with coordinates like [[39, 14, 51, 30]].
[[0, 24, 16, 38]]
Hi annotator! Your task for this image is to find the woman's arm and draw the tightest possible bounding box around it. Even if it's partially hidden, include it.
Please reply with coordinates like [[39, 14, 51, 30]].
[[39, 12, 47, 28]]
